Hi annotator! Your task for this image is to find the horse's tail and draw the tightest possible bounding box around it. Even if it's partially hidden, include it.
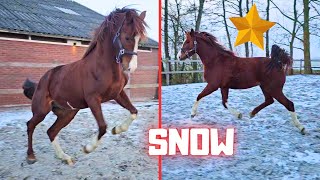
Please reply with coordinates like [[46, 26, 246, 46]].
[[22, 78, 38, 100], [267, 44, 292, 73]]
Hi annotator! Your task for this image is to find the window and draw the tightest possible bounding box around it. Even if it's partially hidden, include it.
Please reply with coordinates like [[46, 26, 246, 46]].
[[138, 46, 152, 51], [0, 32, 28, 39], [31, 36, 67, 43], [81, 41, 90, 45]]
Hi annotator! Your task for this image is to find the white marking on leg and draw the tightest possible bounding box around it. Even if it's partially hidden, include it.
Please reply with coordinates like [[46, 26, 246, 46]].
[[114, 114, 137, 134], [226, 103, 242, 119], [52, 137, 73, 165], [289, 111, 305, 132], [191, 100, 201, 117], [128, 35, 140, 73], [84, 134, 100, 153]]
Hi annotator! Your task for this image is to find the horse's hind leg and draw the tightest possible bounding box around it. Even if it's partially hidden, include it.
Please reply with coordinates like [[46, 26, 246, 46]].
[[191, 84, 218, 118], [221, 88, 242, 119], [112, 90, 138, 134], [26, 95, 51, 164], [249, 86, 274, 118], [272, 90, 305, 134], [47, 108, 78, 165], [26, 114, 47, 164]]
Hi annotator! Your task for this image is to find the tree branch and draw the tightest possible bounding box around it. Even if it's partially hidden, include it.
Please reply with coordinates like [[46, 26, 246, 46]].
[[275, 41, 304, 51], [270, 0, 303, 26]]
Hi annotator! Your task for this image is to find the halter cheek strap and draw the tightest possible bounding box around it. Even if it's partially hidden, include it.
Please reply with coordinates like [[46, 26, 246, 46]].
[[182, 40, 197, 59], [112, 17, 138, 63]]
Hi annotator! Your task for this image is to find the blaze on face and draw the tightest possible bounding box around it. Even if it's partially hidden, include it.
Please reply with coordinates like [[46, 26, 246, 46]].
[[178, 29, 196, 60], [119, 11, 146, 73]]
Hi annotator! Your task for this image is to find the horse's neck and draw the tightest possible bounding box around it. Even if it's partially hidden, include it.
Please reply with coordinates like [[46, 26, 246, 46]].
[[94, 41, 117, 64], [197, 41, 237, 66], [83, 40, 122, 75], [196, 41, 216, 66]]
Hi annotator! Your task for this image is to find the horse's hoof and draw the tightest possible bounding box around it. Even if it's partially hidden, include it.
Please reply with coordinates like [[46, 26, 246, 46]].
[[83, 145, 90, 154], [111, 127, 117, 135], [300, 127, 306, 135], [62, 158, 75, 166], [26, 157, 37, 164], [191, 114, 196, 118], [238, 113, 242, 119], [249, 112, 255, 118]]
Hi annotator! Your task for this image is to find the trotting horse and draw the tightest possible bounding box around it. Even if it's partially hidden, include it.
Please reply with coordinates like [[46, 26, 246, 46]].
[[178, 29, 305, 135], [22, 8, 147, 165]]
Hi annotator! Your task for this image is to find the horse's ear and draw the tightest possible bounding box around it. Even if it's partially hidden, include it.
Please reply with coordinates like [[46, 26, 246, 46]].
[[190, 29, 195, 37], [140, 11, 146, 20]]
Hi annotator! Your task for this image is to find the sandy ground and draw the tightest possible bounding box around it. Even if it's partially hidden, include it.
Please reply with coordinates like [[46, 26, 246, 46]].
[[162, 75, 320, 179], [0, 101, 158, 180]]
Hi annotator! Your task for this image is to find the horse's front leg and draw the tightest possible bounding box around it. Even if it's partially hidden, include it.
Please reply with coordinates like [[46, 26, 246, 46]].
[[112, 90, 138, 134], [83, 96, 107, 154], [48, 109, 78, 165], [191, 84, 218, 118], [221, 88, 242, 119]]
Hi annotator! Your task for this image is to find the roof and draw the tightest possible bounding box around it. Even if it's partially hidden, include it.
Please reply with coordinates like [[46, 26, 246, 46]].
[[0, 0, 158, 48]]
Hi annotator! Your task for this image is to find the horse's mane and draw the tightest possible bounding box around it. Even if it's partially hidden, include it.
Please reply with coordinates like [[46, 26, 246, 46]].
[[83, 8, 147, 58], [196, 32, 236, 58]]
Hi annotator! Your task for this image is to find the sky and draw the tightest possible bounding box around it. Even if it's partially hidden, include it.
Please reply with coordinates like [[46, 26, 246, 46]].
[[74, 0, 159, 41]]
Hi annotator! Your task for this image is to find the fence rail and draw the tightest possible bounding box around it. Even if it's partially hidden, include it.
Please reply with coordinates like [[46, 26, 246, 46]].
[[162, 59, 320, 85]]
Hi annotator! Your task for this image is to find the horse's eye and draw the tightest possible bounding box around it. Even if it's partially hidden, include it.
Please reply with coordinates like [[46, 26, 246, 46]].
[[125, 37, 130, 41]]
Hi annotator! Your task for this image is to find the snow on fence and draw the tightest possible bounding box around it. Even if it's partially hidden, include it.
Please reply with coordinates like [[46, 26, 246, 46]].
[[162, 59, 320, 85]]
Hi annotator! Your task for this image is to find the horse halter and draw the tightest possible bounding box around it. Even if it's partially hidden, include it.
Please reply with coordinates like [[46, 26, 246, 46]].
[[181, 40, 197, 59], [112, 17, 138, 63]]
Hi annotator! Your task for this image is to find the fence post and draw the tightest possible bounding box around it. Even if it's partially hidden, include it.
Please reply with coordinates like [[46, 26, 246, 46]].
[[165, 61, 170, 85]]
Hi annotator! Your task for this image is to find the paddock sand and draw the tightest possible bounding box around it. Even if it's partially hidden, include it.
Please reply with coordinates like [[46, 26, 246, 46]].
[[0, 101, 158, 180]]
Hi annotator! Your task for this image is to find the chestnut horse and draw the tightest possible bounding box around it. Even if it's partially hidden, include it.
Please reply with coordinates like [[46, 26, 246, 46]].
[[22, 8, 147, 165], [178, 29, 305, 134]]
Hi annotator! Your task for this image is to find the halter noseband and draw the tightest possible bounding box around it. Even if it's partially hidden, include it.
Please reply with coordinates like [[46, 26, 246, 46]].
[[181, 40, 197, 59], [112, 17, 138, 63]]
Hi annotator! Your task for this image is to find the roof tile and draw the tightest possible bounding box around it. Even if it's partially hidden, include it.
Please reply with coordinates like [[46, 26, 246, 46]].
[[0, 0, 158, 48]]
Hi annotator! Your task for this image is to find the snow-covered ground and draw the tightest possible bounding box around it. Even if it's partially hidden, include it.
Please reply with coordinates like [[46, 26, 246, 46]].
[[0, 101, 158, 179], [162, 75, 320, 179]]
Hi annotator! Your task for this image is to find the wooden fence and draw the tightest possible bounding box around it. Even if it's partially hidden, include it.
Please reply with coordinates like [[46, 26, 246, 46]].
[[162, 59, 320, 85]]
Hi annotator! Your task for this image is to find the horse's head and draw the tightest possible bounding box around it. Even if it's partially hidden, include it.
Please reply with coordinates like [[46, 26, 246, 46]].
[[84, 8, 147, 73], [178, 29, 197, 60], [112, 9, 147, 73]]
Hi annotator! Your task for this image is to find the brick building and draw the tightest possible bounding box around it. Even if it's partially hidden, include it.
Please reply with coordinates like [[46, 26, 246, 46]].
[[0, 0, 158, 106]]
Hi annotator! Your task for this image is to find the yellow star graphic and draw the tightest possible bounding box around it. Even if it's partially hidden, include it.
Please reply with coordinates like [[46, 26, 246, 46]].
[[229, 4, 276, 50]]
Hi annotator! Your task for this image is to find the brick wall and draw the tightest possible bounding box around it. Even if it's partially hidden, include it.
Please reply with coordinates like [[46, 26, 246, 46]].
[[0, 39, 158, 106]]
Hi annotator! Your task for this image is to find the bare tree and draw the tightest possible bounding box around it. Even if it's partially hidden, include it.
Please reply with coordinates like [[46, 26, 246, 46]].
[[164, 0, 170, 60], [223, 0, 233, 50], [265, 0, 270, 57], [173, 0, 182, 61], [271, 0, 304, 74], [192, 0, 205, 83], [239, 0, 249, 57], [303, 0, 312, 74], [163, 0, 171, 82], [249, 0, 253, 57], [271, 0, 320, 74], [195, 0, 205, 31]]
